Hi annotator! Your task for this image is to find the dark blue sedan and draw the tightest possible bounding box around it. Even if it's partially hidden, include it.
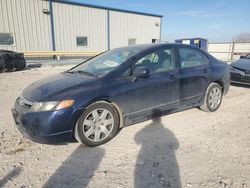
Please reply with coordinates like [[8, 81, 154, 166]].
[[12, 43, 230, 146]]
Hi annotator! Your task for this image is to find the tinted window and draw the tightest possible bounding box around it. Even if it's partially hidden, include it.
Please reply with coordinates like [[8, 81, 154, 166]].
[[135, 48, 175, 74], [179, 48, 209, 68], [0, 33, 14, 45], [76, 36, 87, 46]]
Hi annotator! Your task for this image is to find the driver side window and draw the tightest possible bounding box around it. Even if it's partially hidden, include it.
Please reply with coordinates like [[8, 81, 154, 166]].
[[135, 48, 175, 74]]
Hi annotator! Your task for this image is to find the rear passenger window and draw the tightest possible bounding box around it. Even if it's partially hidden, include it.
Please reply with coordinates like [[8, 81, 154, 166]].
[[179, 48, 209, 68]]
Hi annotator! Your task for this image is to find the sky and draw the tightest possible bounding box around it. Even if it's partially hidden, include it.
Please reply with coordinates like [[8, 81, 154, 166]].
[[72, 0, 250, 42]]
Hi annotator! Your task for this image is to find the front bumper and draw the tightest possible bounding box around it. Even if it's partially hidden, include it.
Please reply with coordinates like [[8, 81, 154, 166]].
[[230, 72, 250, 85], [11, 99, 77, 144]]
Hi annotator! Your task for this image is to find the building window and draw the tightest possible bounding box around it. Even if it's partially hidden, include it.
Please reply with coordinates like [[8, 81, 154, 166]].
[[0, 33, 14, 45], [152, 39, 158, 43], [76, 36, 88, 46], [128, 38, 136, 45]]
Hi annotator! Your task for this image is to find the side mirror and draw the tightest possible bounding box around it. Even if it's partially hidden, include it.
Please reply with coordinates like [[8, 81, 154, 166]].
[[240, 55, 245, 59], [134, 67, 150, 78]]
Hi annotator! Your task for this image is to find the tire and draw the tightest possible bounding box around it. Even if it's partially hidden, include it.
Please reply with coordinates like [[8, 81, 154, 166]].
[[75, 101, 119, 147], [13, 59, 26, 70], [5, 59, 14, 72], [200, 83, 223, 112]]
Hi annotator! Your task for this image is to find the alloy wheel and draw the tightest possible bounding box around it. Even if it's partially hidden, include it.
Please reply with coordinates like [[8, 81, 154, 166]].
[[208, 87, 222, 110], [82, 108, 114, 142]]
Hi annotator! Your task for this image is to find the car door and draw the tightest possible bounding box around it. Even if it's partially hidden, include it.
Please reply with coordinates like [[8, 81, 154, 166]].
[[111, 47, 180, 124], [178, 47, 211, 106]]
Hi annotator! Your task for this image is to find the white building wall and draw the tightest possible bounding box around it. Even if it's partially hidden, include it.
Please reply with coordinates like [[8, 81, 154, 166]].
[[52, 2, 108, 51], [109, 11, 161, 49], [0, 0, 162, 53], [208, 43, 250, 61], [0, 0, 51, 52], [208, 43, 233, 61]]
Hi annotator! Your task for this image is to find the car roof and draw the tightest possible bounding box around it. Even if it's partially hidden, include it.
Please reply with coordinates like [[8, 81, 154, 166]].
[[114, 43, 199, 51], [114, 43, 164, 50]]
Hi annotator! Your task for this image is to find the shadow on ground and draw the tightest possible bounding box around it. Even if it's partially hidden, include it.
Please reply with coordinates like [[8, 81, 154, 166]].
[[43, 117, 180, 188], [134, 117, 181, 188], [0, 63, 43, 73], [231, 83, 250, 89], [0, 167, 22, 187], [26, 63, 43, 69], [43, 145, 105, 188]]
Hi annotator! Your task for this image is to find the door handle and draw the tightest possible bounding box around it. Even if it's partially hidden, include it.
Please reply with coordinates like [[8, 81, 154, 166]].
[[203, 68, 209, 73], [169, 74, 176, 81]]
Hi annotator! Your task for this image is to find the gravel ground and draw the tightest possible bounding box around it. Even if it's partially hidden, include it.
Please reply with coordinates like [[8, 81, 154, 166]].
[[0, 65, 250, 188]]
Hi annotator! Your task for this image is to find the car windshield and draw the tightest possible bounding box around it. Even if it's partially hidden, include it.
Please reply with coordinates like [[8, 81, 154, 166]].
[[70, 46, 143, 77], [246, 54, 250, 59]]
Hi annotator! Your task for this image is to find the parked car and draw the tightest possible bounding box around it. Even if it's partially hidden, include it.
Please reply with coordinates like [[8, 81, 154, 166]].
[[0, 50, 26, 72], [230, 54, 250, 85], [12, 43, 230, 146]]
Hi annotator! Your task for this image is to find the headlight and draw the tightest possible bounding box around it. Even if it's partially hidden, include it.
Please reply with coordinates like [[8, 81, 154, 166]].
[[230, 66, 244, 73], [30, 99, 74, 112], [230, 66, 240, 72]]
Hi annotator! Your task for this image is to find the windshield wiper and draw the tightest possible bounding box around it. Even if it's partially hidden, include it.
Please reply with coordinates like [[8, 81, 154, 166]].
[[66, 70, 97, 77]]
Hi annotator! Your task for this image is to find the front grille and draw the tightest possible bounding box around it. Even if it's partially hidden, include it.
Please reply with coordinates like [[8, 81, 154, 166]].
[[241, 75, 250, 81], [231, 72, 250, 83], [230, 72, 240, 80]]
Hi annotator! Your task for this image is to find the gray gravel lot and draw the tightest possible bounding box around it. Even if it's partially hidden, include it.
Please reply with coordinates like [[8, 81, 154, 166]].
[[0, 65, 250, 188]]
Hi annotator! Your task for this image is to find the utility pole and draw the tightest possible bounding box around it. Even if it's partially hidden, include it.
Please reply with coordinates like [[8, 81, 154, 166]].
[[231, 38, 235, 61], [49, 0, 56, 54]]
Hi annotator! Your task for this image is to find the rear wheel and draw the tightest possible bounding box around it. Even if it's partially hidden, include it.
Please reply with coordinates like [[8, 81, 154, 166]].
[[75, 102, 119, 147], [200, 83, 223, 112]]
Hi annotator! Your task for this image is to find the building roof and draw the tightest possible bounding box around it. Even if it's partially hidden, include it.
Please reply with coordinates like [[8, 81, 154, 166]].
[[52, 0, 163, 18]]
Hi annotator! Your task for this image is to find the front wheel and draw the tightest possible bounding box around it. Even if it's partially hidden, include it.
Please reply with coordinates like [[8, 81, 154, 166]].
[[200, 83, 223, 112], [75, 102, 119, 147]]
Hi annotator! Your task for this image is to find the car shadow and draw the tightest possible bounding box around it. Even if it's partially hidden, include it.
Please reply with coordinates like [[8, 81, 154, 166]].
[[231, 83, 250, 89], [43, 145, 105, 188], [0, 63, 43, 73], [134, 117, 181, 188], [26, 63, 43, 69], [0, 166, 22, 187]]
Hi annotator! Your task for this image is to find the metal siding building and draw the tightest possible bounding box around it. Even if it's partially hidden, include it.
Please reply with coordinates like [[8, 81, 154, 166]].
[[0, 0, 52, 51], [109, 11, 161, 49], [0, 0, 162, 53]]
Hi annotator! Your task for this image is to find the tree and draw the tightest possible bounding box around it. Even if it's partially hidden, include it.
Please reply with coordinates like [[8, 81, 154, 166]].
[[234, 33, 250, 42]]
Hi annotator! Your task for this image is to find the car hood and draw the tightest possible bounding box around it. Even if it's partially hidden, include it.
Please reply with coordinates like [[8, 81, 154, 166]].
[[231, 59, 250, 70], [22, 72, 97, 102]]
